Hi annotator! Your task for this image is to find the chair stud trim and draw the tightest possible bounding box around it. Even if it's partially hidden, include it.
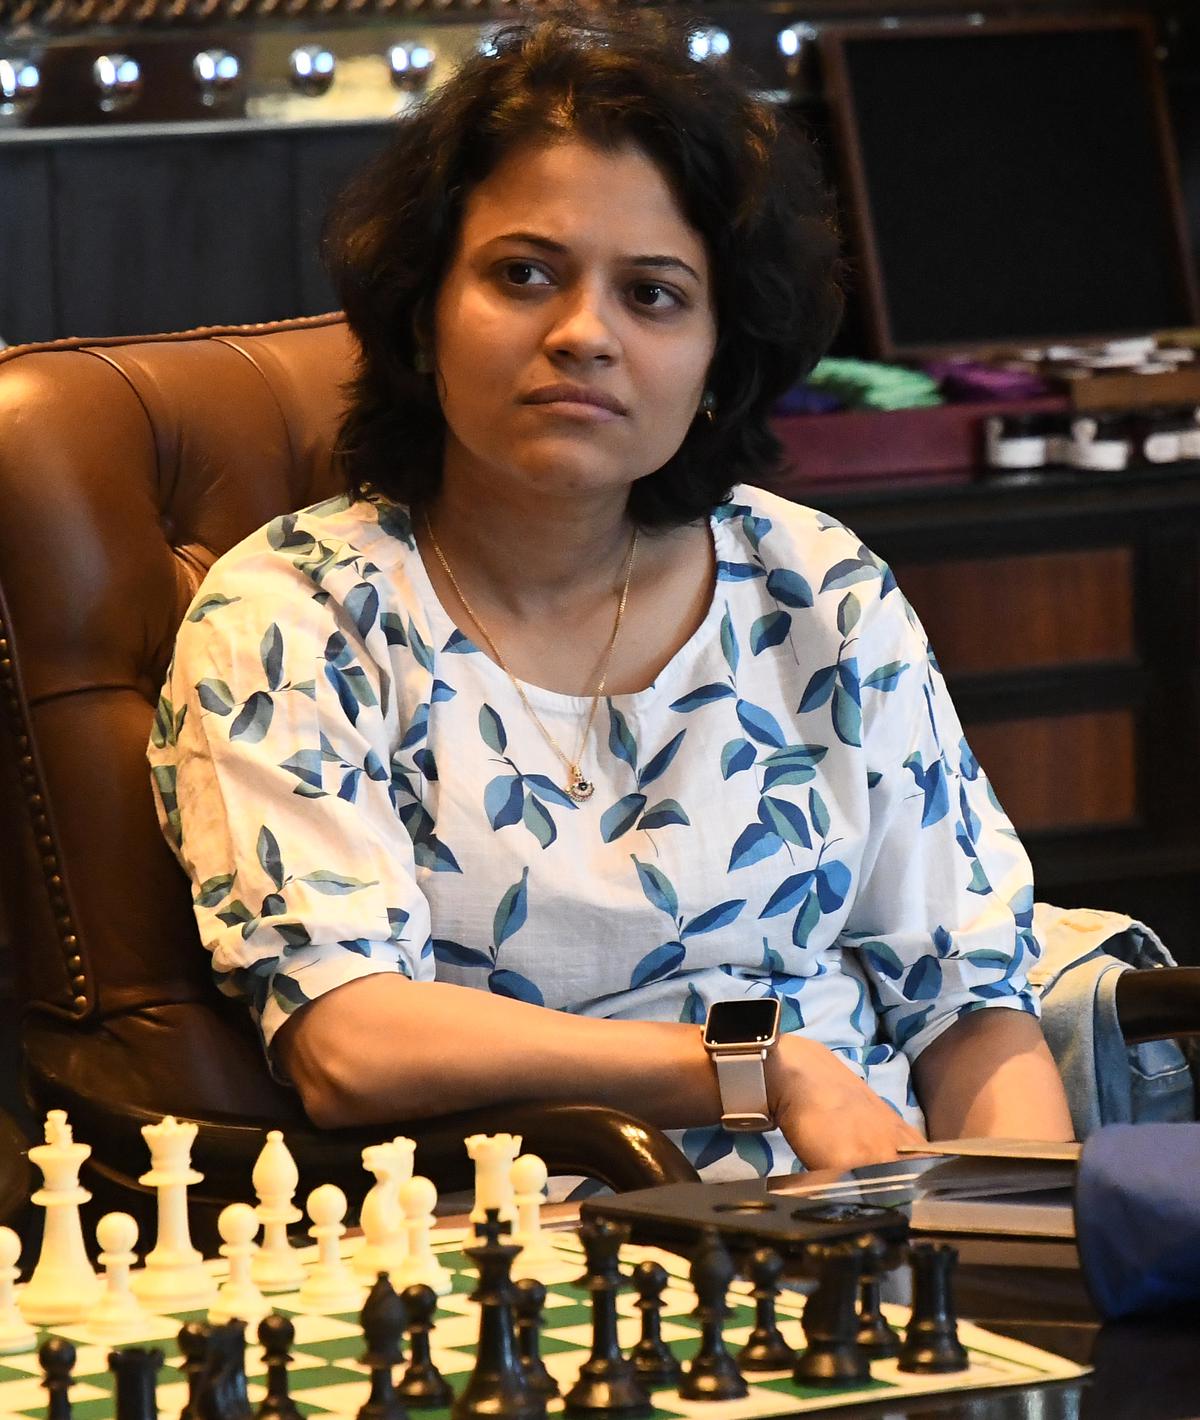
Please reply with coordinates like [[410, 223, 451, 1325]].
[[0, 604, 90, 1020]]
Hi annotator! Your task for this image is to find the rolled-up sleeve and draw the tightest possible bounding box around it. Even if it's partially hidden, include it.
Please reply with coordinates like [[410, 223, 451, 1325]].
[[148, 579, 433, 1056], [844, 580, 1040, 1063]]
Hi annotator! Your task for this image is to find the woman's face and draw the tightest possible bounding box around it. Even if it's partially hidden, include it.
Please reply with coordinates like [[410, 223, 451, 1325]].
[[432, 136, 718, 509]]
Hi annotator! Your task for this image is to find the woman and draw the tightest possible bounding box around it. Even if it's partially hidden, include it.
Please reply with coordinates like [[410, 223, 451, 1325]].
[[148, 16, 1073, 1177]]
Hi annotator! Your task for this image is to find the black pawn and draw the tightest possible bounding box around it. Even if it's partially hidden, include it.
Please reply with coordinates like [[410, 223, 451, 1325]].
[[793, 1242, 869, 1386], [359, 1273, 409, 1420], [110, 1346, 163, 1420], [178, 1320, 208, 1420], [678, 1229, 747, 1401], [738, 1247, 796, 1372], [897, 1242, 968, 1374], [629, 1260, 681, 1388], [453, 1208, 544, 1420], [39, 1335, 75, 1420], [514, 1278, 559, 1398], [855, 1235, 900, 1360], [564, 1218, 650, 1416], [399, 1283, 454, 1408], [256, 1313, 303, 1420]]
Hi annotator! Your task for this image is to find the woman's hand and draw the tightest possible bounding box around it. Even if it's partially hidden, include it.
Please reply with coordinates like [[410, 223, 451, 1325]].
[[766, 1035, 926, 1171]]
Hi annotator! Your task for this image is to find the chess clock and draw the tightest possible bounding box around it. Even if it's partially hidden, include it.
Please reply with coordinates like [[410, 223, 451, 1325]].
[[702, 998, 781, 1133]]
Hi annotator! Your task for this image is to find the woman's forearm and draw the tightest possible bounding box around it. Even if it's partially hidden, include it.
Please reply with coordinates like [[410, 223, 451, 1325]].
[[912, 1008, 1075, 1142], [275, 974, 725, 1130]]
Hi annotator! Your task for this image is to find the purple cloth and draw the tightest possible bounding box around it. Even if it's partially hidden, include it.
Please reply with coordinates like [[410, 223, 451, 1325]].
[[923, 361, 1053, 403], [1076, 1123, 1200, 1319], [774, 385, 846, 415]]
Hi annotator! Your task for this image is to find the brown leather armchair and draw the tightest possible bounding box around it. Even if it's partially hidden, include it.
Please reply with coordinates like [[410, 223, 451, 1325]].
[[0, 314, 697, 1249]]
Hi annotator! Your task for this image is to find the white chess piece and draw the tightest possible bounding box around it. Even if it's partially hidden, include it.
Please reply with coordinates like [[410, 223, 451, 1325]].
[[129, 1116, 217, 1311], [0, 1226, 35, 1352], [250, 1130, 305, 1293], [396, 1176, 452, 1296], [18, 1110, 102, 1325], [353, 1144, 408, 1282], [297, 1184, 363, 1314], [509, 1154, 559, 1281], [465, 1133, 521, 1227], [210, 1203, 269, 1325], [80, 1213, 150, 1343]]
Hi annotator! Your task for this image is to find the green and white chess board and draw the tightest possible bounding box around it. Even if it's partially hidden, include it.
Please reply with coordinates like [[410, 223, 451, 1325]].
[[0, 1228, 1088, 1418]]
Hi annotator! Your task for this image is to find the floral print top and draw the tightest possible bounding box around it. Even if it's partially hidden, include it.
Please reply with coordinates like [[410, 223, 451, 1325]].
[[148, 484, 1040, 1178]]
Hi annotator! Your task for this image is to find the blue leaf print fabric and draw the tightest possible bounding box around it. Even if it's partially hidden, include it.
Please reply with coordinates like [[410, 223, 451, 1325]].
[[148, 484, 1041, 1180]]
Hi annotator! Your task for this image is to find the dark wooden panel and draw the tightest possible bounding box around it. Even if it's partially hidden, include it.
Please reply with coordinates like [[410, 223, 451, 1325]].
[[52, 133, 295, 339], [969, 709, 1137, 833], [291, 125, 392, 316], [897, 548, 1135, 675], [0, 150, 56, 346]]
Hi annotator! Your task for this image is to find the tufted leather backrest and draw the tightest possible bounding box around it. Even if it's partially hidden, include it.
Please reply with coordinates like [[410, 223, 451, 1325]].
[[0, 315, 350, 1030]]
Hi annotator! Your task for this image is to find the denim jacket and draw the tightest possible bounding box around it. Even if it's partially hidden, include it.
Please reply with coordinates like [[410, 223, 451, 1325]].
[[1030, 904, 1195, 1139]]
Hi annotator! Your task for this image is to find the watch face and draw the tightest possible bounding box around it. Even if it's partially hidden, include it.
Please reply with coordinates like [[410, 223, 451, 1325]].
[[703, 997, 781, 1048]]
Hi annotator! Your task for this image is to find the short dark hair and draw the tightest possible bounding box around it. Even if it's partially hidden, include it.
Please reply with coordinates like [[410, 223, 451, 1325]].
[[323, 14, 843, 528]]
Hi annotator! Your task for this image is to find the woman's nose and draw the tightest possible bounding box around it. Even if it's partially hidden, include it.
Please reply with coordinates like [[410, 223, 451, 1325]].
[[545, 284, 620, 363]]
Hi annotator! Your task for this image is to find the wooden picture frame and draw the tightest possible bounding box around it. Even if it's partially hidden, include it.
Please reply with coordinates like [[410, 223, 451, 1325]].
[[819, 14, 1200, 360]]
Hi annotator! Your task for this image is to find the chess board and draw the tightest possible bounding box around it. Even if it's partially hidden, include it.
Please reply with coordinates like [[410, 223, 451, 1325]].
[[1, 1229, 1088, 1418]]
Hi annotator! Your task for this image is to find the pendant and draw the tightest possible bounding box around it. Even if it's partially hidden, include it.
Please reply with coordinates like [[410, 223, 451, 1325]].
[[567, 773, 595, 803]]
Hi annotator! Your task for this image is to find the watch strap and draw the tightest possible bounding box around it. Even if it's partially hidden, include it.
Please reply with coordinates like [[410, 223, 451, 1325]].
[[711, 1050, 772, 1132]]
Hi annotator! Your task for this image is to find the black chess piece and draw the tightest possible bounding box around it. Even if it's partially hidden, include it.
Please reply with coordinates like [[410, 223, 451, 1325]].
[[793, 1241, 869, 1386], [629, 1260, 681, 1388], [110, 1346, 164, 1420], [39, 1335, 76, 1420], [678, 1229, 747, 1402], [564, 1218, 651, 1416], [399, 1283, 454, 1408], [737, 1247, 796, 1372], [452, 1208, 545, 1420], [897, 1242, 969, 1374], [514, 1278, 559, 1398], [854, 1235, 901, 1360], [186, 1318, 252, 1420], [179, 1320, 209, 1420], [358, 1273, 409, 1420], [255, 1314, 303, 1420]]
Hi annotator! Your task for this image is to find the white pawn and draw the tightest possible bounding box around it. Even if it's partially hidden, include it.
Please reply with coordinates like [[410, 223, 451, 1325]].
[[130, 1116, 216, 1312], [509, 1154, 559, 1281], [81, 1213, 150, 1343], [0, 1227, 35, 1353], [210, 1204, 268, 1325], [297, 1185, 363, 1314], [251, 1131, 305, 1293], [396, 1176, 452, 1297], [465, 1133, 521, 1227], [19, 1110, 102, 1325], [353, 1144, 408, 1282]]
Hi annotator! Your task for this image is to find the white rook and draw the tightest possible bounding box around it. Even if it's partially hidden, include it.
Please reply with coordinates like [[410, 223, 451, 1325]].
[[465, 1133, 521, 1226]]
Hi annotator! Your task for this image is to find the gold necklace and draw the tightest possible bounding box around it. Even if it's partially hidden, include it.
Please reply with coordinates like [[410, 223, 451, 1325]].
[[423, 510, 639, 803]]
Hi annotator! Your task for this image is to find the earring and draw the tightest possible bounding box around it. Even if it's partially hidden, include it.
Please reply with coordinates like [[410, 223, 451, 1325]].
[[414, 345, 432, 375], [700, 390, 717, 424]]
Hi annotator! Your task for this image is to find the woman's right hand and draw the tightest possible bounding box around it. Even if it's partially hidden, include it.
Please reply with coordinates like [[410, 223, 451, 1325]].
[[766, 1034, 927, 1171]]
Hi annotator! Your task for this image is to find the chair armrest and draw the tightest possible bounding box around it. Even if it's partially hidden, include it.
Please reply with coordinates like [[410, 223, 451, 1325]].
[[1114, 967, 1200, 1043], [405, 1100, 701, 1195]]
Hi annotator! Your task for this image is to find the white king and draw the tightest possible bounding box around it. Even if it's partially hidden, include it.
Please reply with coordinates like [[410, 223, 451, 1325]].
[[18, 1110, 102, 1325]]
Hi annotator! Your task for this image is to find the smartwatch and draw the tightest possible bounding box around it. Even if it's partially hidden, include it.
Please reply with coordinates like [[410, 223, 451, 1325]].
[[702, 997, 781, 1133]]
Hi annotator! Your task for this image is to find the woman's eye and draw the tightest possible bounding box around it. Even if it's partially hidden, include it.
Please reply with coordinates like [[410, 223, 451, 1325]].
[[631, 282, 681, 311], [502, 262, 551, 288]]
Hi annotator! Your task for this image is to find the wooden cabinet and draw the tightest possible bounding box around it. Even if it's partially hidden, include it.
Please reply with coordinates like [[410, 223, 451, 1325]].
[[771, 461, 1200, 960]]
